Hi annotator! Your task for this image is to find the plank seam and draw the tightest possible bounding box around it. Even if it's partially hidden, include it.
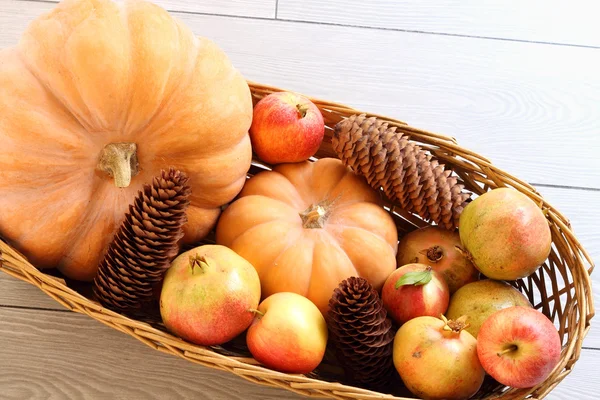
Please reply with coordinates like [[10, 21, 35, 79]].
[[272, 17, 600, 50], [532, 183, 600, 192], [0, 303, 73, 313], [13, 0, 600, 50]]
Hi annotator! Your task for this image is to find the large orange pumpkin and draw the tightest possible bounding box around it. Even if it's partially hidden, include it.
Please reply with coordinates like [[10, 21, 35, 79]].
[[215, 158, 399, 314], [0, 0, 253, 281]]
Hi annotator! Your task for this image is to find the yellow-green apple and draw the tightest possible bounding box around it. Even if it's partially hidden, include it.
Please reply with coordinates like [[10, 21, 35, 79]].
[[381, 263, 450, 325], [446, 279, 532, 338], [476, 306, 561, 388], [160, 244, 261, 346], [246, 292, 328, 374], [249, 91, 325, 164]]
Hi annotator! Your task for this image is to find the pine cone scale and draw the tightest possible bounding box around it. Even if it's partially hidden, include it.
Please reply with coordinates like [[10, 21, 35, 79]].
[[93, 168, 192, 314], [327, 277, 396, 390], [333, 114, 471, 229]]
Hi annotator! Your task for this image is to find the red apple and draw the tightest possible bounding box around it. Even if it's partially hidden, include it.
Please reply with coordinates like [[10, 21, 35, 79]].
[[476, 306, 561, 388], [246, 292, 328, 374], [160, 245, 261, 346], [249, 91, 325, 164], [381, 263, 450, 325]]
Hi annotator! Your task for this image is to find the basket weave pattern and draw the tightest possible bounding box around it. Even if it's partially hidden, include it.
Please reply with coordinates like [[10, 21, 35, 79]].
[[0, 82, 595, 400]]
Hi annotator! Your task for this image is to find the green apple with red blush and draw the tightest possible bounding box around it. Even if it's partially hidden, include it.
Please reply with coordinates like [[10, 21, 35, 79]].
[[246, 292, 328, 374], [249, 91, 325, 164], [159, 244, 261, 346]]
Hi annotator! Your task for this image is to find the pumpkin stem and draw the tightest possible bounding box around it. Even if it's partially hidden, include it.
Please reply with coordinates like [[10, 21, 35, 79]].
[[97, 142, 139, 188], [300, 203, 329, 229]]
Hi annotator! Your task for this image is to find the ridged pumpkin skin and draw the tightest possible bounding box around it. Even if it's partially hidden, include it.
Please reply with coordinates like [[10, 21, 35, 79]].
[[215, 158, 399, 314], [0, 0, 253, 280]]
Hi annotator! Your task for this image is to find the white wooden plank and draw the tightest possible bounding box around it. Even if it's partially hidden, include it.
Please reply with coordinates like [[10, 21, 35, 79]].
[[0, 305, 598, 399], [547, 349, 600, 399], [0, 307, 304, 399], [277, 0, 600, 48], [177, 13, 600, 189], [537, 187, 600, 271], [7, 0, 277, 18], [535, 187, 600, 350], [1, 0, 599, 188], [0, 0, 53, 41], [150, 0, 275, 18], [0, 272, 67, 310]]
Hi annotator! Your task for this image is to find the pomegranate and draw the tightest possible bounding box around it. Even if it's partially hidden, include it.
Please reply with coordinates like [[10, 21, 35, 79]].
[[397, 226, 479, 293], [381, 263, 450, 325], [446, 279, 532, 338], [160, 245, 261, 346], [458, 187, 552, 281], [393, 315, 485, 400]]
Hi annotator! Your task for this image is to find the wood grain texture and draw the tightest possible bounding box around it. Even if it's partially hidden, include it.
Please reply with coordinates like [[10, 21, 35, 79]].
[[277, 0, 600, 48], [9, 0, 277, 18], [547, 349, 600, 399], [0, 307, 305, 400], [178, 15, 600, 190], [151, 0, 275, 18], [0, 305, 597, 400], [535, 187, 600, 264], [0, 272, 68, 310], [535, 187, 599, 350], [1, 0, 599, 188], [0, 2, 598, 397]]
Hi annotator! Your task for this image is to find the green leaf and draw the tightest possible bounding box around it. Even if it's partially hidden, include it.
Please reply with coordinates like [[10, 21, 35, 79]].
[[395, 269, 433, 288]]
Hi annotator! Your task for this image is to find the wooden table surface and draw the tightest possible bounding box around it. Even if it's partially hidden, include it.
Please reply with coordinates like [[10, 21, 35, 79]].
[[1, 1, 599, 399]]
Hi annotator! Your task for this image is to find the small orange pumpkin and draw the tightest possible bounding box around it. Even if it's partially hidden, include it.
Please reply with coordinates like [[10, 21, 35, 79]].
[[0, 0, 253, 280], [215, 158, 399, 314]]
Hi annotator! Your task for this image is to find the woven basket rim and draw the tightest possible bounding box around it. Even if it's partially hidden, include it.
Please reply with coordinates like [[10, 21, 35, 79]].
[[0, 81, 595, 400]]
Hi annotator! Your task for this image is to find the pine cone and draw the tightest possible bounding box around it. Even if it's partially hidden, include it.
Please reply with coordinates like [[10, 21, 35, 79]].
[[327, 276, 396, 390], [332, 114, 471, 229], [93, 168, 192, 314]]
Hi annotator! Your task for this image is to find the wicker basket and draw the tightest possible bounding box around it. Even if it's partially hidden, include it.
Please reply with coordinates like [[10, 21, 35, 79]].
[[0, 81, 595, 400]]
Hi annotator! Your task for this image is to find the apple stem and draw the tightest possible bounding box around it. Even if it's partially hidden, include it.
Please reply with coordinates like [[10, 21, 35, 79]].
[[248, 308, 265, 318], [296, 103, 309, 118], [497, 345, 518, 357]]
